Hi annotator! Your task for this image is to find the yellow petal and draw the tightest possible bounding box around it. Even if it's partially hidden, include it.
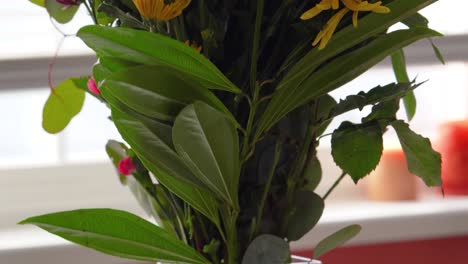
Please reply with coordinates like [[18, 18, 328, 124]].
[[301, 7, 323, 20], [352, 11, 359, 28]]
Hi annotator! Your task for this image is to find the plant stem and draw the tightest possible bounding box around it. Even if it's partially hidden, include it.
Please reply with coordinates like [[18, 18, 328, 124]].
[[251, 140, 282, 239], [84, 0, 98, 25], [323, 171, 347, 200]]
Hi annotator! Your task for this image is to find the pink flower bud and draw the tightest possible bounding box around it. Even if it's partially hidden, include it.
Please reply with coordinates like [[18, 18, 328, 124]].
[[87, 77, 101, 95], [118, 157, 137, 176]]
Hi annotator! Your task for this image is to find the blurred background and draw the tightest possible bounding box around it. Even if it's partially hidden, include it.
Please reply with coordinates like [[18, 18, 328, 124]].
[[1, 1, 468, 263]]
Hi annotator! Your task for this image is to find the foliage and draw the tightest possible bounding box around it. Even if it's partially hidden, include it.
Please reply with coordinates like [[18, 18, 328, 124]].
[[25, 0, 443, 263]]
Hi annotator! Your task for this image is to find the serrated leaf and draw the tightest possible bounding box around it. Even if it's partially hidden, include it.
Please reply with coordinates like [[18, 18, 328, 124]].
[[332, 122, 383, 182], [46, 0, 79, 24], [173, 102, 240, 208], [314, 225, 362, 258], [242, 235, 290, 264], [256, 27, 441, 140], [78, 26, 240, 93], [362, 100, 400, 123], [20, 209, 209, 264], [286, 190, 324, 241], [391, 120, 442, 186], [42, 79, 85, 134]]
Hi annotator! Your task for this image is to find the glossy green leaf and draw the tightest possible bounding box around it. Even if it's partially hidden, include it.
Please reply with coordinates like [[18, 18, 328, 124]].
[[173, 102, 240, 208], [93, 0, 115, 25], [77, 25, 241, 93], [46, 0, 79, 24], [286, 190, 324, 241], [20, 209, 209, 264], [331, 122, 383, 182], [98, 3, 146, 29], [391, 120, 442, 186], [42, 78, 86, 134], [255, 27, 441, 139], [242, 235, 290, 264], [362, 100, 400, 123], [111, 107, 220, 226], [314, 225, 362, 258], [391, 49, 417, 121], [402, 13, 429, 28], [102, 65, 232, 122]]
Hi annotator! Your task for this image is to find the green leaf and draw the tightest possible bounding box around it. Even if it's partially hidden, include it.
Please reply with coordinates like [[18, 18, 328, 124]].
[[314, 225, 362, 258], [430, 40, 446, 65], [391, 49, 416, 121], [242, 235, 290, 264], [302, 156, 322, 192], [278, 0, 438, 92], [111, 107, 221, 226], [30, 0, 45, 7], [98, 3, 146, 29], [286, 190, 324, 241], [19, 209, 209, 264], [331, 122, 383, 182], [362, 100, 400, 123], [402, 13, 429, 28], [105, 140, 129, 184], [102, 65, 233, 122], [391, 120, 442, 186], [77, 25, 241, 93], [46, 0, 79, 24], [42, 79, 86, 134], [93, 0, 115, 25], [314, 95, 337, 136], [255, 27, 441, 140], [173, 102, 240, 208]]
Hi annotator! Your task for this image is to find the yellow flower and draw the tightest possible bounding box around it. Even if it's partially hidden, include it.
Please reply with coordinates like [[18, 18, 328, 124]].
[[132, 0, 191, 22], [301, 0, 390, 49]]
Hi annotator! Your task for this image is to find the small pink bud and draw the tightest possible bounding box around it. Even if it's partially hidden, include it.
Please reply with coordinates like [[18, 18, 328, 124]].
[[118, 157, 137, 176], [87, 77, 101, 95]]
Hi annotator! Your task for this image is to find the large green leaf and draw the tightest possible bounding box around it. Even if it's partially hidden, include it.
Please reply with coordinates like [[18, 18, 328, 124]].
[[20, 209, 209, 264], [111, 107, 220, 226], [46, 0, 79, 24], [286, 190, 324, 241], [173, 102, 240, 208], [278, 0, 438, 91], [42, 78, 86, 134], [392, 120, 442, 186], [331, 122, 383, 183], [391, 49, 417, 121], [313, 225, 362, 258], [77, 25, 240, 93], [255, 27, 440, 139], [242, 235, 290, 264], [102, 65, 232, 122]]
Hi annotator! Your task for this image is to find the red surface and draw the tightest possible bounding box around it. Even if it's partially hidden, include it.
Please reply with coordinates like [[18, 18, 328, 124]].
[[439, 121, 468, 195], [295, 236, 468, 264]]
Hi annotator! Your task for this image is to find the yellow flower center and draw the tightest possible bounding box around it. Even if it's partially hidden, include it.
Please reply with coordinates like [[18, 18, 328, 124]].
[[300, 0, 390, 49], [132, 0, 191, 22]]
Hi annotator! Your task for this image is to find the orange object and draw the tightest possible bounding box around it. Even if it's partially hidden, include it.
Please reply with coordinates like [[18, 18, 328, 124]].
[[367, 149, 417, 201], [439, 121, 468, 195]]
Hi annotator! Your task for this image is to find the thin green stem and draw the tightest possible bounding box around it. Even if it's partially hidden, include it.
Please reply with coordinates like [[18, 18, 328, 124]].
[[84, 0, 98, 25], [323, 171, 347, 200], [251, 141, 282, 239]]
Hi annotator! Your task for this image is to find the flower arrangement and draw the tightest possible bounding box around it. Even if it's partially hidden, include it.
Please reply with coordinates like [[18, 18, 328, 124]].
[[22, 0, 443, 263]]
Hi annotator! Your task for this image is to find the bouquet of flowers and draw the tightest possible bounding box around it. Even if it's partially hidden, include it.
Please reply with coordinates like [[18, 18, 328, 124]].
[[22, 0, 443, 263]]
